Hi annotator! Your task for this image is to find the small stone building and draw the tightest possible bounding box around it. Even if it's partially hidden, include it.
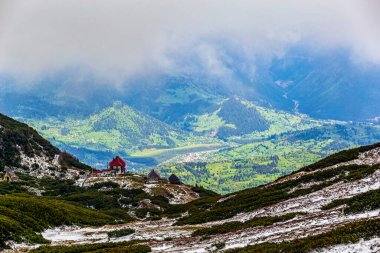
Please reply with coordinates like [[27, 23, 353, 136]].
[[168, 174, 181, 184], [146, 169, 160, 183]]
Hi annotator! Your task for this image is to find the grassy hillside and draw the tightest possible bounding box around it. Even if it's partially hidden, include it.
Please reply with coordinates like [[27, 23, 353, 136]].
[[0, 193, 119, 247], [186, 97, 322, 137], [25, 102, 219, 168]]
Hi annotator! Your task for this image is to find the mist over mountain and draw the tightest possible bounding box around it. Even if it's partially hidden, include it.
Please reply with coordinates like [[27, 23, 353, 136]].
[[1, 1, 380, 122], [1, 46, 380, 122]]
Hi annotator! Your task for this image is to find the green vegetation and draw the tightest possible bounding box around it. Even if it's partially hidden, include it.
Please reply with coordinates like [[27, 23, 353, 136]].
[[61, 186, 161, 219], [58, 151, 93, 172], [159, 124, 380, 193], [159, 159, 282, 194], [191, 111, 224, 133], [30, 241, 150, 253], [212, 98, 269, 138], [192, 213, 301, 237], [322, 188, 380, 214], [191, 185, 220, 198], [225, 218, 380, 253], [25, 102, 219, 168], [0, 194, 118, 247], [107, 228, 135, 238]]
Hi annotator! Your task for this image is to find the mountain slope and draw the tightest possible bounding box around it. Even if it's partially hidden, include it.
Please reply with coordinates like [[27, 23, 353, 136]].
[[2, 47, 380, 123], [0, 113, 91, 178], [28, 142, 380, 252], [184, 97, 270, 138]]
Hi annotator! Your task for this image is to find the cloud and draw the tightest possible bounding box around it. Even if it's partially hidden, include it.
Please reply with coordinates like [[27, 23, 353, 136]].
[[0, 0, 380, 85]]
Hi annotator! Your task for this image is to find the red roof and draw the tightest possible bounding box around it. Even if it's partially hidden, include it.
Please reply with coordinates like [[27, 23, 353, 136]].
[[92, 156, 126, 174], [109, 156, 126, 167]]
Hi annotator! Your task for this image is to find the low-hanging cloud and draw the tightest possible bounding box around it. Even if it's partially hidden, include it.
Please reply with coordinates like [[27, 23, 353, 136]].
[[0, 0, 380, 86]]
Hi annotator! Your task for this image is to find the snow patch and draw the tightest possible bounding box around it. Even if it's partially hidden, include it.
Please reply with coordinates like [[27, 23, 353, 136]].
[[313, 237, 380, 253]]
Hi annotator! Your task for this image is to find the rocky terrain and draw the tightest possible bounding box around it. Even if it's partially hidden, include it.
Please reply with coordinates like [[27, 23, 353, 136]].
[[78, 175, 200, 205], [0, 113, 91, 179]]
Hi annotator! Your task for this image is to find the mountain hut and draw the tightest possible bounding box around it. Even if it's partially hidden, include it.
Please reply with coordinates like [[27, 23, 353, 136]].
[[168, 174, 181, 184], [147, 169, 160, 183], [92, 156, 126, 177]]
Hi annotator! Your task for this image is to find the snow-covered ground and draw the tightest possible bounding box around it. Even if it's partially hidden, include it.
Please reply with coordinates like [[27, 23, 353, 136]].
[[149, 209, 380, 252], [224, 169, 380, 223], [41, 218, 192, 245], [313, 237, 380, 253]]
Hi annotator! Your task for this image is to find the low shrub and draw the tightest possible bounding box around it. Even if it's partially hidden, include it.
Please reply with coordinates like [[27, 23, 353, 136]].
[[30, 241, 150, 253], [107, 228, 135, 238], [91, 181, 120, 189]]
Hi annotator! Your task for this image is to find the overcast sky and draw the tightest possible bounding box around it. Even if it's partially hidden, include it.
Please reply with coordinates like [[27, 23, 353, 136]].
[[0, 0, 380, 84]]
